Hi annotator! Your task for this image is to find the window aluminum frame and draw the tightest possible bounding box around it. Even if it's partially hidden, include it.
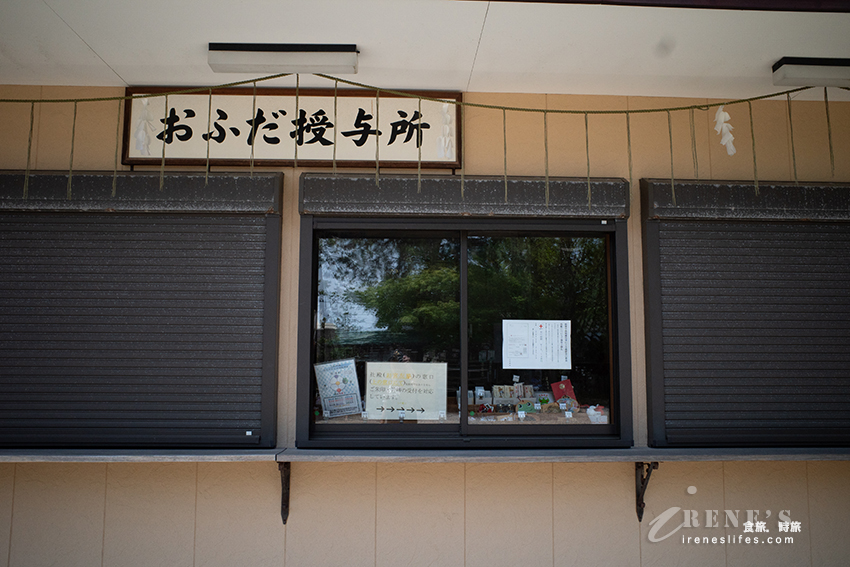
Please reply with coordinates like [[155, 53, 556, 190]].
[[297, 215, 633, 449]]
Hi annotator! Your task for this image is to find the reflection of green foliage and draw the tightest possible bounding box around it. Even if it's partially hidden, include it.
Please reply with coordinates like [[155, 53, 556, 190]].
[[467, 236, 608, 361], [352, 266, 459, 347], [325, 235, 609, 368], [319, 237, 459, 333]]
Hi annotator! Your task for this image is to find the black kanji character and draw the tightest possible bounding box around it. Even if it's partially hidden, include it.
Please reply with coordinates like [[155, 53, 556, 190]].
[[341, 108, 381, 147], [387, 110, 430, 147], [290, 109, 334, 146]]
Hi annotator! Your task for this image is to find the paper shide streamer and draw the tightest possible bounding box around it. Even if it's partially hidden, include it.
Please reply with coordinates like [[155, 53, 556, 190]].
[[714, 105, 736, 156]]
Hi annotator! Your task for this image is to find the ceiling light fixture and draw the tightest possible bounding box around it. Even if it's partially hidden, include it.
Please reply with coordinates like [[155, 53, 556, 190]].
[[208, 43, 358, 74], [772, 57, 850, 87]]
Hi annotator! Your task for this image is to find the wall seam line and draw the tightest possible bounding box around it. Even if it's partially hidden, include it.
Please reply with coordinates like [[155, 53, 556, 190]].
[[374, 463, 378, 567], [5, 464, 16, 567], [100, 464, 108, 567], [550, 463, 555, 567], [722, 461, 728, 567], [192, 463, 199, 567], [805, 461, 812, 567], [463, 463, 467, 567]]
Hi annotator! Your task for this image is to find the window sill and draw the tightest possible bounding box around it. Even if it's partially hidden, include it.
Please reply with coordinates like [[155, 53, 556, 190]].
[[2, 447, 847, 464], [0, 449, 282, 463], [277, 447, 850, 463]]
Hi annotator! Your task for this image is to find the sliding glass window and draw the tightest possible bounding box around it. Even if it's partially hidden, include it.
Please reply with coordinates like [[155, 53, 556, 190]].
[[298, 217, 631, 448]]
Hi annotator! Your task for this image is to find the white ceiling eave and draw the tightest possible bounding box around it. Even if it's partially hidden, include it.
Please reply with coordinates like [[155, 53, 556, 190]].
[[0, 0, 848, 101]]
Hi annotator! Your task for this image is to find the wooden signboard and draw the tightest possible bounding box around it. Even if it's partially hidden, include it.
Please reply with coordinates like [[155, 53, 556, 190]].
[[123, 87, 462, 169]]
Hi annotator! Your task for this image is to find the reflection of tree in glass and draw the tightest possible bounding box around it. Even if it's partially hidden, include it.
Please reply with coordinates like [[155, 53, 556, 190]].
[[467, 236, 608, 343], [466, 236, 610, 402], [318, 236, 460, 344], [353, 265, 459, 348]]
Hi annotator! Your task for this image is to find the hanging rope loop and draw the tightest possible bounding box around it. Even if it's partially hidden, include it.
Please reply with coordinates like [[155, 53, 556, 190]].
[[5, 75, 837, 211], [24, 102, 35, 199], [748, 101, 759, 196], [543, 110, 550, 207], [824, 87, 835, 178], [205, 88, 212, 187], [113, 98, 122, 196], [786, 93, 799, 186], [68, 101, 78, 200], [585, 112, 591, 210], [667, 110, 676, 206], [502, 108, 508, 203]]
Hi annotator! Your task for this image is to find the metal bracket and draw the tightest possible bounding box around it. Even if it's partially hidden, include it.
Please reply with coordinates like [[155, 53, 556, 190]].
[[635, 461, 659, 522], [279, 462, 291, 524]]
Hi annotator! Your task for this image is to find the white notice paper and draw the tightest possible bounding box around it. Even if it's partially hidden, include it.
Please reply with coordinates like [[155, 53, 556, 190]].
[[365, 362, 447, 420], [502, 320, 571, 370]]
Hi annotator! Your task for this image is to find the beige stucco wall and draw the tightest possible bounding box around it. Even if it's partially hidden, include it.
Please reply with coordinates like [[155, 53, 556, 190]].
[[1, 86, 849, 566], [1, 460, 849, 566]]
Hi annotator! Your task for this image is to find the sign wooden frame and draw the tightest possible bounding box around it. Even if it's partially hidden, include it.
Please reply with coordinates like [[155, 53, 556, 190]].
[[122, 86, 462, 169]]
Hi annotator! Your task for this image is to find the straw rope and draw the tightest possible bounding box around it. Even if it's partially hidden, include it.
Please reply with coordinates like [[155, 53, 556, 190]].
[[824, 88, 835, 178], [667, 110, 675, 206], [786, 93, 798, 186], [250, 81, 257, 176], [585, 113, 591, 210], [502, 108, 508, 203], [4, 73, 847, 210], [23, 102, 34, 199], [543, 110, 549, 206], [113, 98, 122, 196], [460, 102, 465, 199], [417, 97, 423, 193], [205, 88, 212, 186], [67, 101, 77, 199], [159, 94, 167, 190], [689, 109, 699, 179], [333, 80, 338, 176], [748, 101, 759, 195], [294, 75, 300, 169], [375, 89, 380, 187], [0, 75, 813, 118], [625, 113, 633, 196]]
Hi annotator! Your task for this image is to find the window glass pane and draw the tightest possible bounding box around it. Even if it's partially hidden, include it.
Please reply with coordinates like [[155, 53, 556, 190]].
[[313, 236, 460, 425], [466, 235, 611, 426]]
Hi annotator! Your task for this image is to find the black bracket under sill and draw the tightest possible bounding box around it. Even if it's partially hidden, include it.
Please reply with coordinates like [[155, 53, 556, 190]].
[[279, 460, 659, 524], [279, 462, 291, 524], [635, 461, 659, 522]]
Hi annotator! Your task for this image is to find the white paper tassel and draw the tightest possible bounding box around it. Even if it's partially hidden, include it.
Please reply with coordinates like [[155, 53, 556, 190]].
[[133, 99, 157, 156], [436, 103, 454, 159], [714, 105, 736, 156]]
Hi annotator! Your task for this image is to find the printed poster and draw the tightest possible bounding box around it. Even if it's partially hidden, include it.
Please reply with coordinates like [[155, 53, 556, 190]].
[[364, 362, 447, 421], [314, 358, 362, 418], [503, 319, 571, 370]]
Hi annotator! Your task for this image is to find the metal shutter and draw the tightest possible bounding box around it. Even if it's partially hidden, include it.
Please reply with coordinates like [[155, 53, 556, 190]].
[[643, 180, 850, 447], [0, 173, 280, 447]]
